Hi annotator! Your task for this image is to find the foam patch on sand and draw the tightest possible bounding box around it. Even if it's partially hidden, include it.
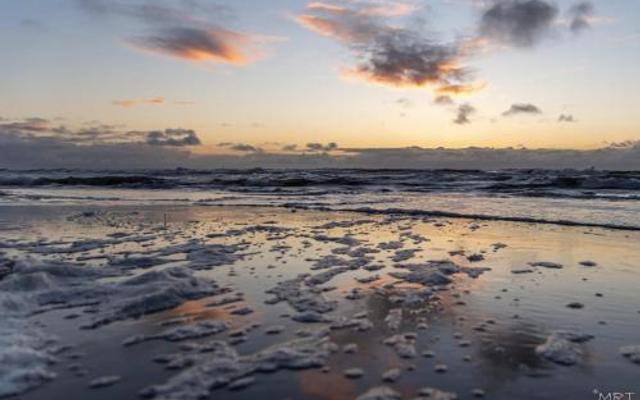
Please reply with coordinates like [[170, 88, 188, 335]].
[[535, 331, 594, 366], [0, 319, 57, 398], [142, 330, 333, 400], [389, 260, 490, 287], [0, 257, 226, 397]]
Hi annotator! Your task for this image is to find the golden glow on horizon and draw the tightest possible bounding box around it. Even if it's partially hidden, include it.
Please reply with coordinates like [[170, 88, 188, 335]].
[[1, 0, 638, 156]]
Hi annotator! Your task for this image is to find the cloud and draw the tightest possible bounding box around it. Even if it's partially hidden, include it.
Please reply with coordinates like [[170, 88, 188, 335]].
[[282, 144, 298, 152], [306, 142, 339, 152], [567, 1, 594, 34], [113, 97, 165, 108], [433, 95, 454, 105], [77, 0, 263, 66], [453, 104, 476, 125], [3, 121, 640, 170], [558, 114, 576, 123], [396, 97, 414, 108], [332, 145, 640, 170], [607, 140, 640, 150], [0, 117, 201, 147], [296, 8, 376, 43], [218, 142, 264, 153], [145, 129, 201, 146], [297, 2, 481, 94], [479, 0, 558, 47], [436, 81, 488, 96], [129, 27, 252, 64], [0, 117, 50, 133], [502, 103, 542, 116]]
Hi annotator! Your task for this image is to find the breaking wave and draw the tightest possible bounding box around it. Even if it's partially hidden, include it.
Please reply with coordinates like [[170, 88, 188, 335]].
[[1, 169, 639, 198]]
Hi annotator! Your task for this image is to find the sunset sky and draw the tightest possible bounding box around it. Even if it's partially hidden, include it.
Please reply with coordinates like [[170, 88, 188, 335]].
[[1, 0, 639, 165]]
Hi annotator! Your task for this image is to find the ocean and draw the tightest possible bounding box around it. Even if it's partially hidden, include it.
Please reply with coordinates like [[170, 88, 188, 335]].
[[2, 168, 640, 229]]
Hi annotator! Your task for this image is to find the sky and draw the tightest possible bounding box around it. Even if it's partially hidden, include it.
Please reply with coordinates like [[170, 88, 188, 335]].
[[1, 0, 639, 169]]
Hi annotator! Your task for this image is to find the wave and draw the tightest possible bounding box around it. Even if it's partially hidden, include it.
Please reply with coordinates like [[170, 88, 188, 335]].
[[1, 169, 640, 201], [0, 175, 171, 188], [273, 204, 640, 232], [484, 175, 640, 191]]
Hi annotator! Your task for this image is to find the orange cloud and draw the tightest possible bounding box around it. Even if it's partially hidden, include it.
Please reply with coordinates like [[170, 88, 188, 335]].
[[436, 81, 488, 96], [112, 97, 165, 108], [360, 2, 416, 17], [306, 2, 347, 14], [307, 1, 415, 17], [128, 27, 254, 65]]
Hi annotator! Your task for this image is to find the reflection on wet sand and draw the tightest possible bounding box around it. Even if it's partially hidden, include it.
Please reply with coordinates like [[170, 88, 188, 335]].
[[1, 205, 639, 400]]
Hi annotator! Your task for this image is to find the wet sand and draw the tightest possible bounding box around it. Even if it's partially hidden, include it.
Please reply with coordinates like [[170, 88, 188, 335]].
[[1, 205, 639, 400]]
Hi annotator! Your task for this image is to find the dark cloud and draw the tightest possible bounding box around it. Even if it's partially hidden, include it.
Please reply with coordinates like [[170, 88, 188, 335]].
[[230, 144, 262, 153], [306, 142, 339, 152], [453, 104, 476, 125], [479, 0, 558, 47], [558, 114, 576, 123], [3, 125, 640, 170], [297, 2, 480, 94], [568, 2, 594, 34], [282, 144, 298, 152], [0, 117, 50, 133], [76, 0, 256, 65], [607, 140, 640, 150], [333, 145, 640, 170], [145, 129, 201, 146], [218, 142, 263, 153], [503, 103, 542, 116], [353, 29, 468, 89], [0, 117, 201, 147], [57, 124, 132, 144], [433, 95, 454, 106]]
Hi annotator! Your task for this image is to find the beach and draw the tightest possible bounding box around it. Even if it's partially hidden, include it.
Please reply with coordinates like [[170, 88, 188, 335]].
[[1, 201, 639, 400], [4, 0, 640, 397]]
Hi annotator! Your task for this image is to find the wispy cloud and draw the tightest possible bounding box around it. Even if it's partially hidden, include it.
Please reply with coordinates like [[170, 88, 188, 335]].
[[129, 27, 253, 64], [77, 0, 268, 66], [567, 1, 594, 34], [113, 97, 165, 108], [0, 117, 50, 133]]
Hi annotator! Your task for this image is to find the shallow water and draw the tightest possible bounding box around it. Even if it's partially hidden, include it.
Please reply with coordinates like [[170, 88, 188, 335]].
[[2, 168, 640, 229], [1, 205, 639, 399]]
